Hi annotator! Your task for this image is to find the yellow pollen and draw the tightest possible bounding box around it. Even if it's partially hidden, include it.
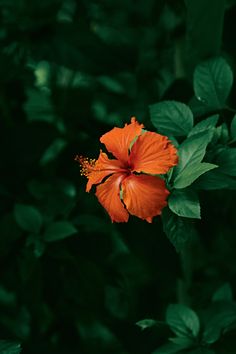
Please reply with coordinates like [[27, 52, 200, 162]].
[[74, 155, 97, 177]]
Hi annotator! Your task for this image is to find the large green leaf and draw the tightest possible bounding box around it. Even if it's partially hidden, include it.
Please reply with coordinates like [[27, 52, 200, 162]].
[[166, 304, 200, 338], [193, 57, 233, 110], [168, 189, 200, 219], [150, 101, 193, 136], [14, 204, 42, 234], [0, 341, 21, 354], [174, 163, 217, 189], [162, 208, 196, 251], [215, 148, 236, 176], [44, 221, 77, 242], [188, 115, 219, 137]]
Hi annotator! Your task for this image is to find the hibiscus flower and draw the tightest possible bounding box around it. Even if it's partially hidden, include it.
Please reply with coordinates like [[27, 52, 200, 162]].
[[75, 117, 178, 223]]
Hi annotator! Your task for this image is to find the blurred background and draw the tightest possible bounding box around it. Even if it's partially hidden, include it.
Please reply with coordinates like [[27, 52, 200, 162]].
[[1, 0, 236, 353]]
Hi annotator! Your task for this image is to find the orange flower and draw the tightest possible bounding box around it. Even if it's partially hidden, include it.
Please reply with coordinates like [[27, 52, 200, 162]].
[[75, 117, 178, 223]]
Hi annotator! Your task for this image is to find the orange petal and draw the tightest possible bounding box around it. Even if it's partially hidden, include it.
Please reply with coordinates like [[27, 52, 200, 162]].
[[77, 151, 126, 192], [95, 173, 129, 223], [100, 117, 144, 163], [122, 174, 169, 222], [129, 131, 178, 175]]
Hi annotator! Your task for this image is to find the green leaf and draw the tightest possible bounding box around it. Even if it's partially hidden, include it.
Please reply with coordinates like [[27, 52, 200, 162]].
[[193, 57, 233, 110], [173, 130, 217, 188], [136, 319, 158, 330], [24, 89, 54, 123], [152, 342, 190, 354], [230, 115, 236, 142], [174, 131, 213, 175], [203, 306, 236, 344], [194, 169, 236, 190], [166, 304, 200, 338], [174, 163, 218, 189], [169, 337, 194, 347], [162, 208, 196, 252], [168, 189, 201, 219], [14, 204, 42, 233], [215, 148, 236, 176], [188, 115, 219, 137], [0, 340, 21, 354], [40, 138, 67, 166], [185, 0, 225, 75], [188, 348, 215, 354], [150, 101, 193, 136], [44, 221, 77, 242], [97, 76, 125, 94], [212, 283, 233, 302], [211, 124, 229, 145]]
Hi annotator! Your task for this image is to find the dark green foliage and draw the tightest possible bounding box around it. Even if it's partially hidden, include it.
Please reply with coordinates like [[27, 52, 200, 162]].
[[1, 1, 236, 353]]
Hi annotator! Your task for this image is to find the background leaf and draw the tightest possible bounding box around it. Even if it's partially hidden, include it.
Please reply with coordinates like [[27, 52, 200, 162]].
[[0, 341, 21, 354], [194, 169, 236, 190], [215, 148, 236, 176], [44, 221, 77, 242], [230, 115, 236, 142], [185, 0, 226, 73], [212, 283, 233, 302], [14, 204, 42, 233]]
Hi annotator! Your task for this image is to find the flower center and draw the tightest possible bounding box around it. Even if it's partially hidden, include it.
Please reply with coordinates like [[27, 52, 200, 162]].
[[74, 155, 97, 177]]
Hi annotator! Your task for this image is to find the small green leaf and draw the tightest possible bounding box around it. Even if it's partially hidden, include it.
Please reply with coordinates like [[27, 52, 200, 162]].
[[162, 208, 196, 252], [14, 204, 42, 233], [212, 283, 233, 302], [150, 101, 193, 136], [0, 340, 21, 354], [193, 57, 233, 110], [136, 319, 158, 330], [174, 130, 213, 176], [230, 115, 236, 142], [215, 148, 236, 176], [168, 189, 200, 219], [173, 130, 217, 188], [44, 221, 77, 242], [166, 304, 200, 338], [188, 115, 219, 137], [174, 162, 218, 189]]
